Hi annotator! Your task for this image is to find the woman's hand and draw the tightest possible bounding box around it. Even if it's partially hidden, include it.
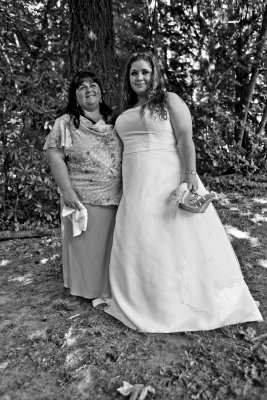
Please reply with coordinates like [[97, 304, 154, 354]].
[[184, 173, 198, 192], [62, 188, 82, 210], [46, 148, 82, 211]]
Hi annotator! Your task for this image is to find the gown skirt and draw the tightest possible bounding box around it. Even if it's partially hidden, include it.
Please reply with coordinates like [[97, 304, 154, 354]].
[[104, 107, 263, 333], [62, 203, 116, 299]]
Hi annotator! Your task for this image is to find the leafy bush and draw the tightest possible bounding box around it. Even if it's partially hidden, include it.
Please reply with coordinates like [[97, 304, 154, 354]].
[[0, 66, 69, 231], [0, 138, 60, 231], [193, 103, 267, 176]]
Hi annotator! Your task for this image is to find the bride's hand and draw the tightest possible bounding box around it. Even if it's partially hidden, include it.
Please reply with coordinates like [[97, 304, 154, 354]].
[[184, 174, 198, 192]]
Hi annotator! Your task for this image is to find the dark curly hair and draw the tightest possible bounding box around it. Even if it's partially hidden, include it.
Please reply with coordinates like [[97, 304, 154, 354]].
[[59, 70, 113, 128], [119, 52, 168, 120]]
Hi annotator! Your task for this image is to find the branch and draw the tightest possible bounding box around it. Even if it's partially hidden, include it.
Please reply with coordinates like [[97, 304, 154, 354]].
[[0, 228, 61, 241]]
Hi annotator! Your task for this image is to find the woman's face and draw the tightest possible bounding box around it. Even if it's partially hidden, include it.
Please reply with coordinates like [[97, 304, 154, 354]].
[[129, 60, 152, 98], [75, 79, 102, 111]]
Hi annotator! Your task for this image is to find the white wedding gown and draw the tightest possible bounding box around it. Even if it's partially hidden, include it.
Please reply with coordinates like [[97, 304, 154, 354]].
[[104, 106, 262, 333]]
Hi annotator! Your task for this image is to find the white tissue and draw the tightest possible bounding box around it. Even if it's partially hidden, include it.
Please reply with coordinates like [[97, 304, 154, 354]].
[[61, 201, 88, 237]]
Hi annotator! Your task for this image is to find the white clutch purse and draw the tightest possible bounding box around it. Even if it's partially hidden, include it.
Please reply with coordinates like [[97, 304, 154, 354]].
[[169, 183, 215, 214], [179, 190, 215, 213]]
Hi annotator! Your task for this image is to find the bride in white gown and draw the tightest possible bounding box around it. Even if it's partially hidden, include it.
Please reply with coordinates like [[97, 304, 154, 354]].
[[103, 51, 262, 333]]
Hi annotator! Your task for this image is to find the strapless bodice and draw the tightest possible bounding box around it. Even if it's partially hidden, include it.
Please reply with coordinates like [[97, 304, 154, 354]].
[[115, 107, 177, 154]]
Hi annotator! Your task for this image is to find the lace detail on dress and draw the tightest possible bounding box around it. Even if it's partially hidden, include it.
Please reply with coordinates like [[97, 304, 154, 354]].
[[44, 114, 122, 205], [175, 205, 244, 316]]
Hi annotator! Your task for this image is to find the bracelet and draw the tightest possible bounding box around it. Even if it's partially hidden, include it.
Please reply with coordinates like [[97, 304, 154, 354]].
[[185, 170, 197, 175]]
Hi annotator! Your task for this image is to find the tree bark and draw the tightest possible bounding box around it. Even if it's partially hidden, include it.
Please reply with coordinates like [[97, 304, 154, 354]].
[[237, 4, 267, 148], [68, 0, 117, 104], [145, 0, 158, 50], [256, 103, 267, 138]]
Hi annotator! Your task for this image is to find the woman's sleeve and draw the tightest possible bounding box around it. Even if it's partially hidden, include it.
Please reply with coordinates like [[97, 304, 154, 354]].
[[43, 116, 72, 150]]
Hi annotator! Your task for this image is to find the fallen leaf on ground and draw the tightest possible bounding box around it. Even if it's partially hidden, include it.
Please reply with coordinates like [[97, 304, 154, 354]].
[[238, 327, 256, 341], [61, 326, 76, 347], [40, 258, 48, 264], [28, 329, 47, 341], [117, 381, 155, 400], [0, 361, 8, 369], [0, 260, 10, 267]]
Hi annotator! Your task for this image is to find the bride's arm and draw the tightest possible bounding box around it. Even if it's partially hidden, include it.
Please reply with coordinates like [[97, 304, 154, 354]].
[[167, 92, 198, 192]]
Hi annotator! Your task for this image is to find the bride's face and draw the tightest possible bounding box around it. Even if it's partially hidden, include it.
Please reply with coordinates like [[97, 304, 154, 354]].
[[129, 60, 152, 98]]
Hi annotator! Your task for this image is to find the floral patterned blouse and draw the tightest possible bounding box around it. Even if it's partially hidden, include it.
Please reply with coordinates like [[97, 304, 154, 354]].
[[44, 114, 122, 206]]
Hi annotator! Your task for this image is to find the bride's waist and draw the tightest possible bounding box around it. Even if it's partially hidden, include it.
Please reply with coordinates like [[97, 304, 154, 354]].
[[123, 147, 178, 156], [123, 139, 177, 155]]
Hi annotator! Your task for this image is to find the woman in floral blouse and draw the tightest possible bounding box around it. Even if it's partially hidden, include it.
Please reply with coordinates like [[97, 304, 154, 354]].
[[44, 70, 122, 301]]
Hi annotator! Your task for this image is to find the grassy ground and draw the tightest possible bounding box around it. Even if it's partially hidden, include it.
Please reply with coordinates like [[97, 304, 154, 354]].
[[0, 191, 266, 400]]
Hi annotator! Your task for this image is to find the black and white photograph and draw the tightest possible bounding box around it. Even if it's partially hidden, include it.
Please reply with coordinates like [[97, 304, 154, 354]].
[[0, 1, 266, 399]]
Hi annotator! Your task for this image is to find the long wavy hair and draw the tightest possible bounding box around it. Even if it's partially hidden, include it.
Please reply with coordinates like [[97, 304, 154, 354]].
[[59, 70, 113, 128], [119, 52, 168, 119]]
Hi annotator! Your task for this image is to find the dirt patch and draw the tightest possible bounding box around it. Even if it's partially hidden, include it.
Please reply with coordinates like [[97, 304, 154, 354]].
[[0, 193, 266, 400]]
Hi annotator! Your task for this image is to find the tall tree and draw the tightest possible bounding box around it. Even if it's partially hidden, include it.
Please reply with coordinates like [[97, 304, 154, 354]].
[[68, 0, 116, 103], [238, 3, 267, 148]]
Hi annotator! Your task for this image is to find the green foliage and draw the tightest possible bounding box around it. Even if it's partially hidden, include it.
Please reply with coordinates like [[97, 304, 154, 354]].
[[0, 0, 267, 230], [0, 137, 60, 231], [114, 0, 267, 174], [0, 64, 69, 230], [0, 0, 69, 230], [202, 173, 267, 196], [193, 102, 267, 175]]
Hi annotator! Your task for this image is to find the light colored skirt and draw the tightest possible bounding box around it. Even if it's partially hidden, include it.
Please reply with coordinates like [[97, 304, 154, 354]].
[[62, 203, 117, 299], [105, 149, 262, 332]]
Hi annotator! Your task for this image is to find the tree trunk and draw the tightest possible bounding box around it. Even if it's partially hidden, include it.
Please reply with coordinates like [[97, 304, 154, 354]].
[[68, 0, 117, 104], [145, 0, 158, 50], [237, 4, 267, 148], [234, 7, 250, 144], [256, 104, 267, 138]]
